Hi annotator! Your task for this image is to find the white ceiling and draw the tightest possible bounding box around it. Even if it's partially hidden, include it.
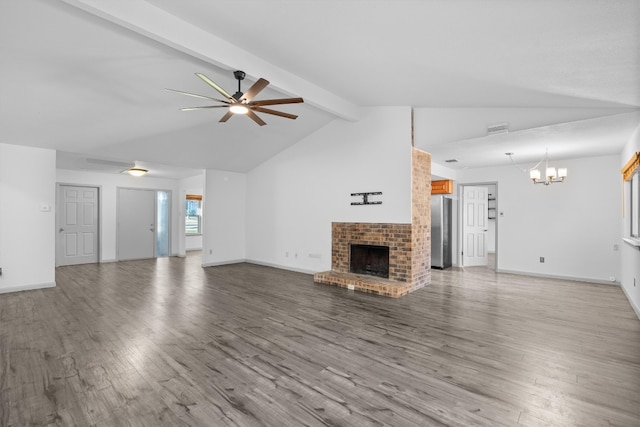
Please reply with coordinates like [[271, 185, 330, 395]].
[[1, 0, 639, 178]]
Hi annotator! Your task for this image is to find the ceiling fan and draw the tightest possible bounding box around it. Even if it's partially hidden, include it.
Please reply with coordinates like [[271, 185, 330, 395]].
[[166, 70, 304, 126]]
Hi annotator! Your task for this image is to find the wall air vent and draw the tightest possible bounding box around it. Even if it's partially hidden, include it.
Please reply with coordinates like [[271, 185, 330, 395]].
[[445, 159, 459, 163], [487, 122, 509, 135]]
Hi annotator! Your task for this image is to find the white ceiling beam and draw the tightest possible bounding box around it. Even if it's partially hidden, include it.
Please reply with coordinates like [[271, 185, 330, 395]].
[[57, 0, 361, 121]]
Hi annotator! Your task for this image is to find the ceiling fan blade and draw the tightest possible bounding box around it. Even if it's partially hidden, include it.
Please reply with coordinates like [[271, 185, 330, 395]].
[[219, 110, 234, 123], [241, 78, 269, 102], [165, 88, 229, 103], [252, 106, 298, 120], [250, 97, 304, 106], [246, 110, 267, 126], [180, 105, 229, 111], [195, 73, 234, 100]]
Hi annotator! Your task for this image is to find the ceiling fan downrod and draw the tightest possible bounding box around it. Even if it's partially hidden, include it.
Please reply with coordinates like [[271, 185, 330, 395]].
[[233, 70, 246, 100]]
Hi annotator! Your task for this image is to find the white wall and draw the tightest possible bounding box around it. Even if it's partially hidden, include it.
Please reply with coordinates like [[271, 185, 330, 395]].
[[178, 173, 205, 254], [201, 169, 246, 266], [56, 169, 181, 262], [245, 107, 413, 273], [0, 144, 56, 293], [185, 234, 203, 252], [620, 123, 640, 318], [457, 155, 621, 284]]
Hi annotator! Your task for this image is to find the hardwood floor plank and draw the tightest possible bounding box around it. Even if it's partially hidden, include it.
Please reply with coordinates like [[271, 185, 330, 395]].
[[1, 254, 639, 426]]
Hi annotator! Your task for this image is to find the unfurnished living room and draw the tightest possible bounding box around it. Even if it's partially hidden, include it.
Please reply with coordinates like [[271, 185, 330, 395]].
[[1, 1, 639, 426]]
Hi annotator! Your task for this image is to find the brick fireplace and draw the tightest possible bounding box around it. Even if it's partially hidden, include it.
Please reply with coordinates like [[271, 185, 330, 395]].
[[314, 148, 431, 297], [350, 244, 390, 278]]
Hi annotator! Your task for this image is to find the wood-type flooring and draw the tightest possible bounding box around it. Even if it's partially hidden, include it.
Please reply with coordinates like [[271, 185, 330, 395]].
[[1, 253, 639, 426]]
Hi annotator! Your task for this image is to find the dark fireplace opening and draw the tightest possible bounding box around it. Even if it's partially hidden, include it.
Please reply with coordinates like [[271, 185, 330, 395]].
[[350, 244, 390, 278]]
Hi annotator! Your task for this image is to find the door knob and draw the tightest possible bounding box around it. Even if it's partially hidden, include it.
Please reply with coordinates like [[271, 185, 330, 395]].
[[59, 228, 64, 233]]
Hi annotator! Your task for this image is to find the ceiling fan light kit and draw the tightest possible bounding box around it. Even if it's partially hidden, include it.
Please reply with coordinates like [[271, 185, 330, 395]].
[[229, 104, 249, 114], [166, 70, 304, 126]]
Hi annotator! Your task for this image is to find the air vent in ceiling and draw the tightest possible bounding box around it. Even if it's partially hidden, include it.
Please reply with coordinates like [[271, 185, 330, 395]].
[[445, 159, 459, 163], [487, 122, 509, 135]]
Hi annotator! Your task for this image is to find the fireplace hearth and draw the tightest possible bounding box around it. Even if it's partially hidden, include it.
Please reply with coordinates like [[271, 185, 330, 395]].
[[313, 148, 431, 298], [350, 244, 389, 278]]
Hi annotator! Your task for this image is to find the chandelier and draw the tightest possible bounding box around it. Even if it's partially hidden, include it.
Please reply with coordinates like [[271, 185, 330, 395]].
[[506, 150, 567, 185], [529, 149, 567, 185]]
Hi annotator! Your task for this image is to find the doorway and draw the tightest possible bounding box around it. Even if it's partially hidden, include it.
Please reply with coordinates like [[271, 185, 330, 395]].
[[460, 183, 498, 269], [117, 188, 171, 261], [56, 184, 99, 266]]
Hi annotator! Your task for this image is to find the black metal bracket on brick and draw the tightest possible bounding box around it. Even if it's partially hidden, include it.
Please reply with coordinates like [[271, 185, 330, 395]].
[[351, 192, 382, 205]]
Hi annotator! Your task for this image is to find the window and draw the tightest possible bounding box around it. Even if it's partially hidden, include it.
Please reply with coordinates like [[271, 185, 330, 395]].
[[157, 190, 171, 257], [185, 194, 202, 235], [623, 152, 640, 239]]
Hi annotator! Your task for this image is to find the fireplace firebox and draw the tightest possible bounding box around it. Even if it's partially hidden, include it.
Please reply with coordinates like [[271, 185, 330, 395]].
[[350, 244, 390, 278]]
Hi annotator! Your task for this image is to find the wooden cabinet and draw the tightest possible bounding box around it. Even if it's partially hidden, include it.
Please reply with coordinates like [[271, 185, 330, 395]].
[[431, 179, 453, 195]]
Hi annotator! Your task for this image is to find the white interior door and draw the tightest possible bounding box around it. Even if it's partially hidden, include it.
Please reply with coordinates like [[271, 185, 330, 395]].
[[462, 185, 489, 267], [57, 185, 99, 266], [117, 188, 155, 261]]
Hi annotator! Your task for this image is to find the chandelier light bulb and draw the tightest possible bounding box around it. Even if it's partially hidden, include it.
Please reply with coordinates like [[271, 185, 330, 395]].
[[530, 169, 541, 181]]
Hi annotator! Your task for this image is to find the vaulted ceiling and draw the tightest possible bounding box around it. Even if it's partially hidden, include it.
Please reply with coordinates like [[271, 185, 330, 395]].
[[1, 0, 639, 178]]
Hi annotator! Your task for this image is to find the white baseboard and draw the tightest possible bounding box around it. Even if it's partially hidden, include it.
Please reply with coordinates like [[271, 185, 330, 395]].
[[201, 259, 246, 268], [200, 258, 316, 275], [245, 259, 315, 275], [620, 283, 640, 320], [100, 258, 117, 263], [496, 269, 619, 286], [0, 281, 56, 294]]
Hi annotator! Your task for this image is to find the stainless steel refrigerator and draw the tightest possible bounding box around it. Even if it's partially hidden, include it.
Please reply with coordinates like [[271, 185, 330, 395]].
[[431, 195, 452, 269]]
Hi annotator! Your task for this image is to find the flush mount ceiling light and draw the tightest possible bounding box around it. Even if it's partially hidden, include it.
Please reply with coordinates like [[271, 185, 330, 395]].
[[166, 70, 304, 126], [125, 167, 148, 177]]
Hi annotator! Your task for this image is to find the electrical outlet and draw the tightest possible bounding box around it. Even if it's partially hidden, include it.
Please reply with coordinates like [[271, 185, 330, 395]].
[[539, 257, 545, 263], [209, 249, 212, 255]]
